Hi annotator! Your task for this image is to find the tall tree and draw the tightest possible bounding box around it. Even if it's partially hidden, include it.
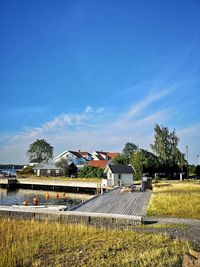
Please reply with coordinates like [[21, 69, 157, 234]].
[[131, 150, 144, 180], [26, 139, 53, 163], [151, 124, 186, 175], [131, 149, 159, 179], [122, 142, 138, 163]]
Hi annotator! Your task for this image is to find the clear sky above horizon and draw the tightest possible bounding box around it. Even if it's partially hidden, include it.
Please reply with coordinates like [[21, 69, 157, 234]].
[[0, 0, 200, 164]]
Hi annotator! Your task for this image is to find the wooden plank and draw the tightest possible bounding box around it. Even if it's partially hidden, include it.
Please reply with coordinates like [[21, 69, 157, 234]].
[[75, 188, 152, 216]]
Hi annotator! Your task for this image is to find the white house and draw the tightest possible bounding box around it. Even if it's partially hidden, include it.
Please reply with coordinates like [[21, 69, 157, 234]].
[[92, 151, 119, 161], [78, 150, 93, 161], [102, 164, 134, 187], [54, 150, 87, 166]]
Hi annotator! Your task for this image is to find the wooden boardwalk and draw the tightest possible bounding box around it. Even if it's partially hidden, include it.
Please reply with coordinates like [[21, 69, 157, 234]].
[[74, 188, 152, 216]]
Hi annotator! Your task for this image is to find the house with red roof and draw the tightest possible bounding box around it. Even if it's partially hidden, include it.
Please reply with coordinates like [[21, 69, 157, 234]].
[[54, 150, 87, 166], [88, 160, 109, 169], [77, 150, 93, 161], [92, 151, 120, 161]]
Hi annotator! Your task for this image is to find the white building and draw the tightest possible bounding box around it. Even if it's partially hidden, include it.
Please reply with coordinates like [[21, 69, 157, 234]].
[[54, 150, 87, 166], [92, 151, 119, 161], [102, 164, 134, 187]]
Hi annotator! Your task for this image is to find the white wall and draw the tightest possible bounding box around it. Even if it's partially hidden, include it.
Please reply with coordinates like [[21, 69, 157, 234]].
[[54, 151, 86, 165], [106, 170, 133, 186], [121, 174, 134, 186]]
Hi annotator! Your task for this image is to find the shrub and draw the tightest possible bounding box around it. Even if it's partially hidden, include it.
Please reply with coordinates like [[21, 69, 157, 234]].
[[17, 166, 34, 176], [78, 165, 104, 178]]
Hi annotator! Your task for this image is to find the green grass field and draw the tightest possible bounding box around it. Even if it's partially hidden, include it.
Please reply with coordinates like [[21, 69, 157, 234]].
[[0, 218, 191, 267], [148, 182, 200, 219]]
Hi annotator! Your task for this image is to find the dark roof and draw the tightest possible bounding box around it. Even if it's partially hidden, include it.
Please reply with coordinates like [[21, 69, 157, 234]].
[[68, 151, 83, 158], [109, 164, 134, 174], [95, 154, 105, 160], [78, 151, 92, 156], [94, 151, 120, 160]]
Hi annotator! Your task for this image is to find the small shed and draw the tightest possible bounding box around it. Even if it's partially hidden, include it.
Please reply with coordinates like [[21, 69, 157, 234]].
[[103, 164, 134, 187], [33, 162, 64, 177]]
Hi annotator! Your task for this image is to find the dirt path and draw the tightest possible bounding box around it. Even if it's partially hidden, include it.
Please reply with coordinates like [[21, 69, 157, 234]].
[[141, 216, 200, 247]]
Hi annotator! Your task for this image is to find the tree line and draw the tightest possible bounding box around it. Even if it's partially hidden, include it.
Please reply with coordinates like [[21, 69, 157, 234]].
[[25, 124, 199, 180], [113, 124, 190, 180]]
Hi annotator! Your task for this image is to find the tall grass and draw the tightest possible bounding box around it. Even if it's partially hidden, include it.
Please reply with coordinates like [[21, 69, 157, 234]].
[[0, 218, 191, 267], [148, 183, 200, 219]]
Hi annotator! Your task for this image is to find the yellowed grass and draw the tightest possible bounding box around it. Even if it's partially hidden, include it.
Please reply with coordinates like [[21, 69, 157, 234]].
[[148, 183, 200, 219], [17, 175, 102, 183], [0, 218, 191, 267]]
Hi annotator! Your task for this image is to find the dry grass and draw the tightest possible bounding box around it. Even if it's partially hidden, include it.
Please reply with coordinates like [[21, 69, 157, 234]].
[[17, 175, 102, 183], [148, 182, 200, 219], [0, 218, 191, 267]]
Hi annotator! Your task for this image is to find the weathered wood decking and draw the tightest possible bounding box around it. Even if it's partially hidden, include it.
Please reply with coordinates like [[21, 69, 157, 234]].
[[0, 187, 151, 226], [74, 188, 152, 216]]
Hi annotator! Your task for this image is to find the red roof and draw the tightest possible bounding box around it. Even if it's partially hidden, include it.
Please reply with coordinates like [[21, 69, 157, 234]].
[[88, 160, 109, 169], [107, 152, 120, 159]]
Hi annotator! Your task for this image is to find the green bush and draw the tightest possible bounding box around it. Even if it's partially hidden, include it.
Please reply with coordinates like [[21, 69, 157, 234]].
[[78, 165, 104, 178], [17, 166, 34, 176]]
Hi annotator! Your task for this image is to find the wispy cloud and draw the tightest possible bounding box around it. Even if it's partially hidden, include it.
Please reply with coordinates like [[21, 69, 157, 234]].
[[0, 75, 199, 164], [0, 88, 174, 163]]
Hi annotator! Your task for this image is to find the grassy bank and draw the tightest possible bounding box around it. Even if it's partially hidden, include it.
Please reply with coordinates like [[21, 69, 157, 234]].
[[0, 218, 191, 267], [17, 175, 102, 183], [148, 182, 200, 219]]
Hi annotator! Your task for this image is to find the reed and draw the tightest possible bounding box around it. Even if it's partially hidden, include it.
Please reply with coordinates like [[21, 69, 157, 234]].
[[0, 218, 191, 267], [148, 182, 200, 219]]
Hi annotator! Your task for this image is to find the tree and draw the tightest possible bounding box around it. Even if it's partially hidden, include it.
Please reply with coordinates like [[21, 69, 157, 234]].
[[150, 124, 186, 176], [112, 154, 127, 165], [189, 164, 196, 176], [131, 149, 159, 180], [78, 165, 104, 178], [196, 165, 200, 177], [122, 142, 138, 163], [26, 139, 53, 163], [131, 150, 144, 180], [17, 166, 34, 176]]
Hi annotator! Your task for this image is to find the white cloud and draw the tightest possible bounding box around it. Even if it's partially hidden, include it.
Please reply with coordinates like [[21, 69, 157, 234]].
[[0, 85, 199, 164], [85, 105, 93, 113], [96, 107, 105, 113]]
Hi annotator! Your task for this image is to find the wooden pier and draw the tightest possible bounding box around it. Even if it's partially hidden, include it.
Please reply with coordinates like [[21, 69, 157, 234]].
[[0, 178, 101, 194], [0, 182, 152, 226], [74, 188, 152, 217]]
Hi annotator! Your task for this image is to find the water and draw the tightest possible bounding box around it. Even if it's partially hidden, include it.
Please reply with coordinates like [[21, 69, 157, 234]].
[[0, 168, 19, 175], [0, 188, 91, 207]]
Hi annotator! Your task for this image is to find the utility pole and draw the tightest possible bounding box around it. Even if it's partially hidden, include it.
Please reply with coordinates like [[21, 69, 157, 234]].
[[186, 145, 188, 179]]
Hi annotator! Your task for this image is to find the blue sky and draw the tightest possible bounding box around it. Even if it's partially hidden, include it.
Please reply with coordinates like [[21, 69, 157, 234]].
[[0, 0, 200, 164]]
